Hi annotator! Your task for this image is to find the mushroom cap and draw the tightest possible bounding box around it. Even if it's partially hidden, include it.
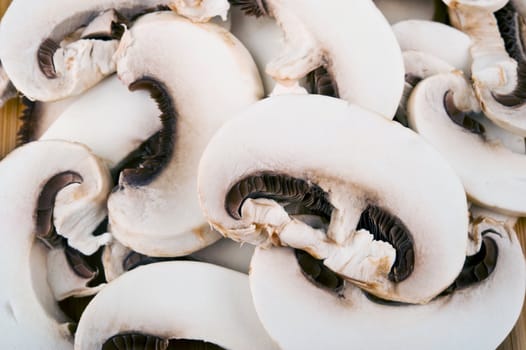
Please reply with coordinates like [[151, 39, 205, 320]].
[[260, 0, 404, 119], [198, 93, 469, 303], [74, 261, 279, 349], [392, 19, 472, 74], [108, 12, 263, 256], [0, 140, 111, 348], [0, 0, 230, 101], [40, 75, 162, 169], [407, 72, 526, 215], [250, 225, 525, 350]]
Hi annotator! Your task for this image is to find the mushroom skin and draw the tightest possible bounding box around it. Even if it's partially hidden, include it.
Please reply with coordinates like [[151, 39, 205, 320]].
[[373, 0, 438, 24], [0, 0, 230, 102], [447, 2, 526, 135], [0, 140, 111, 348], [107, 12, 263, 257], [249, 218, 525, 349], [230, 0, 404, 119], [408, 72, 526, 215], [38, 75, 162, 170], [74, 261, 279, 349], [198, 94, 469, 304]]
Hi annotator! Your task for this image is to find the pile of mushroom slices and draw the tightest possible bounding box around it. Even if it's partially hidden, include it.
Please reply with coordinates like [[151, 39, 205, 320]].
[[0, 0, 525, 348]]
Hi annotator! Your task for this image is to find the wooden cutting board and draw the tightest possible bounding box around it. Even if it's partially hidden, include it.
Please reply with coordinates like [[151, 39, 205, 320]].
[[0, 1, 524, 348]]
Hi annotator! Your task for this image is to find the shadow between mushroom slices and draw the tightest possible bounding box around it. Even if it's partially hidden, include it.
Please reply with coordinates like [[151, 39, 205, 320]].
[[107, 12, 263, 257], [0, 0, 230, 102], [249, 218, 525, 349], [197, 93, 469, 304], [74, 261, 279, 349], [0, 140, 111, 348], [407, 72, 526, 215], [229, 0, 404, 119]]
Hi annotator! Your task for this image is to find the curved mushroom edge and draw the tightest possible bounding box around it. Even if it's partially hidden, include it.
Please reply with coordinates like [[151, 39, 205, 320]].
[[102, 333, 225, 350], [35, 6, 172, 81], [225, 172, 415, 284], [115, 77, 175, 187]]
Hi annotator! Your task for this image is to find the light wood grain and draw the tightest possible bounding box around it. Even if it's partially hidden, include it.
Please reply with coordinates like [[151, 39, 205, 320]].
[[0, 0, 524, 348]]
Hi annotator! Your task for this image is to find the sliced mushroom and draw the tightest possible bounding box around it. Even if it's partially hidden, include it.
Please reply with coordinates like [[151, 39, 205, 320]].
[[38, 75, 162, 170], [395, 50, 456, 125], [0, 140, 111, 348], [392, 19, 472, 74], [198, 93, 469, 304], [74, 261, 278, 349], [446, 2, 526, 135], [0, 0, 229, 102], [250, 217, 525, 349], [407, 72, 526, 215], [107, 12, 263, 257], [230, 0, 404, 119]]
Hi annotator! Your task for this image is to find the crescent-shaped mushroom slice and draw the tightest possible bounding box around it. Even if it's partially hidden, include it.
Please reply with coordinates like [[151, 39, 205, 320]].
[[250, 218, 525, 350], [0, 0, 230, 102], [229, 0, 404, 119], [107, 12, 263, 257], [74, 261, 278, 349], [407, 72, 526, 215], [0, 140, 111, 348], [38, 75, 162, 170], [198, 94, 469, 304], [447, 2, 526, 135], [392, 20, 472, 74]]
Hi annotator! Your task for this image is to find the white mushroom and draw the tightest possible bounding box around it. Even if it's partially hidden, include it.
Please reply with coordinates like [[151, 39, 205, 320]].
[[107, 12, 263, 257], [446, 1, 526, 135], [74, 261, 279, 349], [0, 0, 229, 102], [38, 75, 162, 170], [0, 140, 111, 348], [230, 0, 404, 119], [407, 72, 526, 215], [198, 93, 469, 304], [250, 216, 525, 349], [392, 19, 472, 74]]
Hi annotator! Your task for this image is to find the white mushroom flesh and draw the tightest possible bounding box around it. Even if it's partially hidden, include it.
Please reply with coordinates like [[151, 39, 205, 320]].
[[198, 94, 469, 304], [108, 12, 263, 256]]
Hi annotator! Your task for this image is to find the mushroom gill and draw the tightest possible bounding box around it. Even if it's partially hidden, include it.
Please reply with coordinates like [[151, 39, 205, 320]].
[[102, 333, 225, 350]]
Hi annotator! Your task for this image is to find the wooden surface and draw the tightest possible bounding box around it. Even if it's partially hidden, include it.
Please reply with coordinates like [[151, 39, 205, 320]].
[[0, 0, 524, 348]]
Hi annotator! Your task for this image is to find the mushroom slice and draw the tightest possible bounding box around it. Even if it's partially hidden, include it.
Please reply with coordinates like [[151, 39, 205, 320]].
[[250, 218, 525, 350], [447, 3, 526, 135], [392, 20, 472, 74], [230, 0, 404, 119], [0, 140, 111, 348], [108, 12, 263, 257], [395, 50, 456, 125], [407, 72, 526, 215], [198, 94, 468, 304], [74, 261, 278, 349], [38, 75, 162, 170], [0, 0, 230, 102]]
